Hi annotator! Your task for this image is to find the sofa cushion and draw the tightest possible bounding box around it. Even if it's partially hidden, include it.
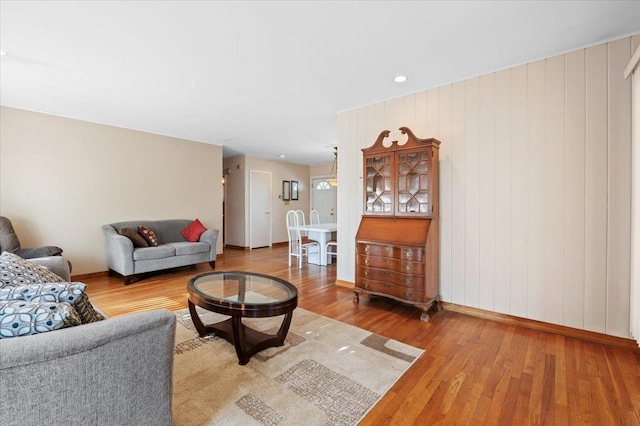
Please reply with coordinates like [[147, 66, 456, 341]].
[[133, 245, 176, 261], [138, 226, 160, 247], [0, 252, 64, 288], [180, 219, 208, 242], [154, 220, 192, 243], [0, 282, 105, 324], [167, 242, 210, 256], [0, 300, 82, 338], [118, 227, 148, 248]]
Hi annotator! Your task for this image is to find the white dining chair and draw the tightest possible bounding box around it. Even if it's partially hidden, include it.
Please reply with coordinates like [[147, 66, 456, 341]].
[[295, 210, 307, 236], [286, 210, 319, 268], [326, 239, 338, 261], [310, 209, 320, 225]]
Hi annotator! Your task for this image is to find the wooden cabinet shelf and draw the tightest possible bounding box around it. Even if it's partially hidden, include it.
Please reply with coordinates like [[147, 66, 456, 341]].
[[354, 128, 441, 321]]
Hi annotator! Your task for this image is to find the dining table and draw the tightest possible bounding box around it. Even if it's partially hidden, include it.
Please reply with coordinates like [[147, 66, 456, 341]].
[[297, 222, 337, 266]]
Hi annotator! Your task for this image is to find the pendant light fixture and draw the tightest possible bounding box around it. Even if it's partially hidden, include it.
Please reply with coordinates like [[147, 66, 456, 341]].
[[327, 147, 338, 186]]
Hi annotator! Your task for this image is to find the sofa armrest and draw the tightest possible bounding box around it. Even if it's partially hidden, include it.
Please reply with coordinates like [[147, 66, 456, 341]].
[[29, 256, 71, 281], [200, 228, 219, 262], [0, 309, 176, 426], [102, 224, 135, 276]]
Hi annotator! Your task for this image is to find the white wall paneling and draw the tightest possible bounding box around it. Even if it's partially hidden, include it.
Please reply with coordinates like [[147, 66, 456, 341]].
[[606, 38, 632, 337], [493, 69, 512, 314], [336, 35, 636, 338], [584, 43, 609, 333], [464, 78, 481, 308], [511, 64, 529, 318], [564, 49, 587, 330], [628, 40, 640, 346], [450, 82, 466, 305], [478, 74, 496, 312], [437, 86, 453, 302], [544, 55, 565, 325], [527, 59, 546, 321]]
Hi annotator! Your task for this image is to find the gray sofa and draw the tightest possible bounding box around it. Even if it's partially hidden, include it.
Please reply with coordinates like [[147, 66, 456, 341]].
[[0, 308, 177, 425], [102, 219, 218, 284]]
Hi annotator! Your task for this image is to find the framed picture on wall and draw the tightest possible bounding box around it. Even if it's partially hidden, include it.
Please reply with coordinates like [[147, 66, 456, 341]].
[[291, 181, 299, 200], [282, 180, 290, 201]]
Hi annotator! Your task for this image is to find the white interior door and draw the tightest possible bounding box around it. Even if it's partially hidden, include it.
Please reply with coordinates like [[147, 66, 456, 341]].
[[311, 177, 337, 223], [250, 170, 271, 248]]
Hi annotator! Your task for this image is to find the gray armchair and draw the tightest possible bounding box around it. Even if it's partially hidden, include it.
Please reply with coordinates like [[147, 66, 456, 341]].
[[0, 216, 64, 259], [0, 216, 71, 277]]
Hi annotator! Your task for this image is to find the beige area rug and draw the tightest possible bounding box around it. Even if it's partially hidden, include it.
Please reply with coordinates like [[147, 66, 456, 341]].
[[172, 307, 424, 426]]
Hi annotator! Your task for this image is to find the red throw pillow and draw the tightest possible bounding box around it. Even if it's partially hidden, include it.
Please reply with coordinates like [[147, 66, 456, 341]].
[[138, 226, 159, 247], [181, 219, 207, 242]]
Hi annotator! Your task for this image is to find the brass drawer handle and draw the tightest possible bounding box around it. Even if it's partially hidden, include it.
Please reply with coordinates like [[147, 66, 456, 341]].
[[364, 246, 370, 253], [364, 270, 369, 277], [404, 264, 413, 271], [402, 291, 413, 300], [384, 271, 391, 276], [404, 277, 413, 284], [364, 282, 370, 289], [364, 258, 370, 266], [385, 247, 392, 252]]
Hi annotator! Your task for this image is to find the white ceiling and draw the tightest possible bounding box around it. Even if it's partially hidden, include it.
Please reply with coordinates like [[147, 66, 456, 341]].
[[1, 1, 639, 165]]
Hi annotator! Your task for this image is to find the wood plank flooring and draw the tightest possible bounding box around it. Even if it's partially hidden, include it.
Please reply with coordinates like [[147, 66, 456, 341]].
[[83, 246, 640, 425]]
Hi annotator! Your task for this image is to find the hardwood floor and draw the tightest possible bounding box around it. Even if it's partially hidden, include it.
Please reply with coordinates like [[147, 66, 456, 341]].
[[83, 246, 640, 425]]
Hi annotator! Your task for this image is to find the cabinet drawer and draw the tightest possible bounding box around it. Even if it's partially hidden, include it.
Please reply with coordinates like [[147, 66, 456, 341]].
[[357, 266, 423, 288], [358, 243, 423, 261], [356, 278, 425, 303], [357, 255, 423, 274]]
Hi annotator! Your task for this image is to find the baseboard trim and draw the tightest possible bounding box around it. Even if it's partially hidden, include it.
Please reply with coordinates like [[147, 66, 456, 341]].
[[442, 302, 639, 352], [224, 245, 249, 250], [335, 279, 354, 289], [71, 271, 109, 281]]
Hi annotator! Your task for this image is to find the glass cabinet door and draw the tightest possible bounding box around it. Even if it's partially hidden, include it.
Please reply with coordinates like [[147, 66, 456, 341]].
[[396, 149, 430, 215], [364, 154, 393, 214]]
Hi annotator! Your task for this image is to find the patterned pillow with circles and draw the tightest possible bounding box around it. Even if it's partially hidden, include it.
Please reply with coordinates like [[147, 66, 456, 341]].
[[0, 251, 64, 288], [0, 300, 82, 339], [0, 282, 105, 324]]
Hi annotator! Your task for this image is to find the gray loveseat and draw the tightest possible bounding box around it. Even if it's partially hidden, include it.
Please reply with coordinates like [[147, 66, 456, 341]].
[[102, 219, 218, 284]]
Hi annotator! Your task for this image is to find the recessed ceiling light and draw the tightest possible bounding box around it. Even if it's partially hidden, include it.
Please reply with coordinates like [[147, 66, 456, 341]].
[[0, 51, 7, 56], [394, 75, 407, 83], [279, 154, 286, 158]]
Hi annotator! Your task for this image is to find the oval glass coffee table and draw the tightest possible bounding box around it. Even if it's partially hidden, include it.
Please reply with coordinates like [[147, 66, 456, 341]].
[[187, 271, 298, 365]]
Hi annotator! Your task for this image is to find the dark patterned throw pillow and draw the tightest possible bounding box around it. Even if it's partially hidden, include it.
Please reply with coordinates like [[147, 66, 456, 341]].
[[0, 251, 65, 288], [138, 226, 159, 247], [119, 227, 149, 247]]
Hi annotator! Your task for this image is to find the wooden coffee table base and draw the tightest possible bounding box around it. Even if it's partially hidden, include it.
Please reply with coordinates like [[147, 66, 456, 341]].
[[188, 300, 293, 365]]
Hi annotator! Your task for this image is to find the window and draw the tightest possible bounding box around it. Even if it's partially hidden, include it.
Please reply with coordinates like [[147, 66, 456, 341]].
[[316, 181, 331, 190]]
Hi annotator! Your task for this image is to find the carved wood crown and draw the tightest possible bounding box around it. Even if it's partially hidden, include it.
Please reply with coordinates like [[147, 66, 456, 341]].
[[361, 127, 441, 154]]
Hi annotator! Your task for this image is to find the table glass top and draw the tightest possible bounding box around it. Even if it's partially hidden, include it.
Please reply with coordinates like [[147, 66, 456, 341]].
[[189, 271, 297, 305]]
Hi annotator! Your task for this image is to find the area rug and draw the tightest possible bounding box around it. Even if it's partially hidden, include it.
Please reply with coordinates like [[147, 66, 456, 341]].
[[172, 307, 424, 425]]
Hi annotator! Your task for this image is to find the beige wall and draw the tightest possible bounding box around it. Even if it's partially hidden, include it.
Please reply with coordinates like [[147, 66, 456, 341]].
[[337, 34, 640, 338], [0, 107, 224, 275], [309, 163, 334, 179], [223, 155, 311, 247]]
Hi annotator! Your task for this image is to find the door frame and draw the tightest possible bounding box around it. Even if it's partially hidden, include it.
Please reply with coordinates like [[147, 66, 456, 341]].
[[249, 170, 272, 249]]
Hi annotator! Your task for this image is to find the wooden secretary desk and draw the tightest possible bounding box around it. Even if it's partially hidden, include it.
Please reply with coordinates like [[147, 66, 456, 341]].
[[354, 127, 441, 321]]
